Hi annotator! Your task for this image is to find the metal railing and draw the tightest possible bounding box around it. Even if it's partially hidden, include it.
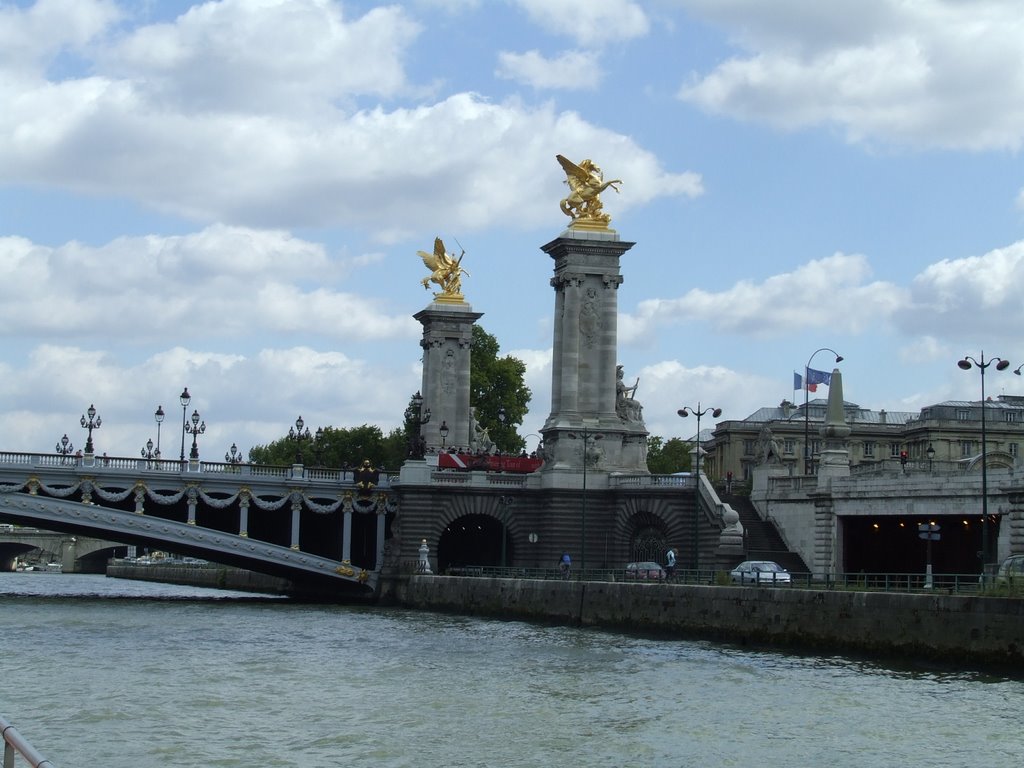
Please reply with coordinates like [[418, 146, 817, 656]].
[[1, 714, 56, 768], [427, 566, 1020, 595]]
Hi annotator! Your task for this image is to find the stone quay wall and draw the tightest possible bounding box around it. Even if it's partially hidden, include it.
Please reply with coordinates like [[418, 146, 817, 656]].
[[107, 562, 292, 595], [394, 575, 1024, 668]]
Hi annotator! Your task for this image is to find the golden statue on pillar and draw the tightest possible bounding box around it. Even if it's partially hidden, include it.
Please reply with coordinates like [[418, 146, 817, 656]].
[[556, 154, 622, 229], [417, 236, 469, 302]]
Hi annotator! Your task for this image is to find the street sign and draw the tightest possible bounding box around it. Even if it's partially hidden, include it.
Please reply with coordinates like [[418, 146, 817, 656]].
[[918, 522, 940, 541]]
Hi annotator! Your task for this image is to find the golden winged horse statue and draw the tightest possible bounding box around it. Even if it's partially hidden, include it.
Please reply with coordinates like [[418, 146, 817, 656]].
[[556, 154, 622, 228], [418, 237, 469, 299]]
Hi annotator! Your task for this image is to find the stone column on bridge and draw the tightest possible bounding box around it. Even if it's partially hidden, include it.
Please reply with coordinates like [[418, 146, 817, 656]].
[[413, 301, 482, 455], [342, 495, 353, 562], [538, 227, 648, 478], [239, 493, 250, 537], [289, 492, 302, 550]]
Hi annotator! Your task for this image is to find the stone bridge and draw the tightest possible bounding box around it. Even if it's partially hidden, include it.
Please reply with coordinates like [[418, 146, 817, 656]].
[[0, 528, 122, 572], [0, 451, 397, 598]]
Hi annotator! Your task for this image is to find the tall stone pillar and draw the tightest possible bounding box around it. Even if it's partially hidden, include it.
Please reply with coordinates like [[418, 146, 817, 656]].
[[539, 228, 648, 475], [413, 301, 482, 454]]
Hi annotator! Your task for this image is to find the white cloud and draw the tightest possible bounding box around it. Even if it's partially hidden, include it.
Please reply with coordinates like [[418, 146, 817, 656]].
[[677, 0, 1024, 150], [513, 0, 649, 47], [0, 0, 120, 74], [620, 253, 906, 341], [0, 341, 421, 455], [0, 226, 416, 344], [496, 49, 601, 90], [0, 84, 700, 236], [899, 240, 1024, 335], [101, 0, 420, 113]]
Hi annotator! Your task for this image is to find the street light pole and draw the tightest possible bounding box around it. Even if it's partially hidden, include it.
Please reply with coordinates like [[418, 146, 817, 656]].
[[959, 352, 1010, 580], [178, 388, 191, 463], [289, 416, 311, 464], [80, 404, 101, 455], [154, 405, 165, 458], [568, 425, 603, 574], [803, 348, 843, 475], [185, 409, 206, 460], [678, 403, 722, 575]]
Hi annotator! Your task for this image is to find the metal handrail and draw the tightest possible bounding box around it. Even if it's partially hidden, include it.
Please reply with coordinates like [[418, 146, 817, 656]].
[[1, 714, 56, 768], [429, 566, 1015, 595]]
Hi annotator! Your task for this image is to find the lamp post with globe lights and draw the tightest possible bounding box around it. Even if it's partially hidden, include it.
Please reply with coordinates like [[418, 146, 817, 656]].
[[80, 404, 101, 455], [154, 405, 165, 459], [289, 416, 311, 464], [678, 404, 722, 575], [178, 388, 191, 464], [959, 352, 1010, 580], [55, 434, 74, 464], [185, 409, 206, 461]]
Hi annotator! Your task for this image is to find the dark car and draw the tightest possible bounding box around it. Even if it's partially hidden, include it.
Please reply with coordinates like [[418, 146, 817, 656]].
[[625, 561, 666, 580], [729, 560, 791, 585]]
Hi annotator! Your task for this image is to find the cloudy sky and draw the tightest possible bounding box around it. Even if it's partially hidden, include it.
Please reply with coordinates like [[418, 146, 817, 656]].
[[3, 0, 1024, 459]]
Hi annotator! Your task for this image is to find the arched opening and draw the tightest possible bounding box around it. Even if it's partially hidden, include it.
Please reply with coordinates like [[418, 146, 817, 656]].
[[437, 514, 510, 573], [625, 511, 668, 564]]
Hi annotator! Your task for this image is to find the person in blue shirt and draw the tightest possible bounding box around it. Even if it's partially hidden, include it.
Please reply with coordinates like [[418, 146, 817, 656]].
[[559, 552, 571, 579]]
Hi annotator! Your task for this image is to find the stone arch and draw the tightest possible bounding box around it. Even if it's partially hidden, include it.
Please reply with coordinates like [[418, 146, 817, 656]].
[[430, 493, 518, 572], [613, 495, 690, 564]]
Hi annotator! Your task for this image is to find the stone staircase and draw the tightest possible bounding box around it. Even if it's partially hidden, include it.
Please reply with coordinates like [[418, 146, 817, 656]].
[[719, 492, 809, 575]]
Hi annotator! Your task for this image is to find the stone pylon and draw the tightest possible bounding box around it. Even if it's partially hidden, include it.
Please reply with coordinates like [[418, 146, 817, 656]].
[[538, 228, 649, 481], [413, 301, 482, 454]]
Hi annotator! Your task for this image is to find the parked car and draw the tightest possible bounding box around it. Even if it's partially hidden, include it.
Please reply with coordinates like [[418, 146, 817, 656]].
[[995, 554, 1024, 585], [730, 560, 791, 585], [625, 561, 666, 580]]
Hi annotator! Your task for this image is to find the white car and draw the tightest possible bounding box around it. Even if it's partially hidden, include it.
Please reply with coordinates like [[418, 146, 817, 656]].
[[730, 560, 791, 585]]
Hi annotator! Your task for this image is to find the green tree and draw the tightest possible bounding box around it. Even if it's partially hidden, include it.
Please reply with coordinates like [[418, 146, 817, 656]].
[[469, 324, 531, 453], [249, 424, 405, 470], [646, 435, 692, 474]]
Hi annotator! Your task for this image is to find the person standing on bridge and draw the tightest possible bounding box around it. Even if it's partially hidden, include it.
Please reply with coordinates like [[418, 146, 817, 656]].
[[666, 548, 676, 579], [559, 552, 571, 579]]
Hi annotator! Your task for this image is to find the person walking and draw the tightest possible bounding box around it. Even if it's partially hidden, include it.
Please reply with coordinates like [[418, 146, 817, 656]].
[[666, 548, 676, 579], [559, 552, 572, 579]]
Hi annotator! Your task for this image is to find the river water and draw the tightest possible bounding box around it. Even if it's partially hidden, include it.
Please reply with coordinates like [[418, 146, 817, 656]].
[[2, 573, 1022, 768]]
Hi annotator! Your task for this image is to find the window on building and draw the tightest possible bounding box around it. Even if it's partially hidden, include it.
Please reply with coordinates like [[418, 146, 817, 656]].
[[960, 440, 973, 458], [811, 439, 821, 456], [743, 439, 755, 456], [957, 409, 971, 421], [1010, 443, 1019, 458], [784, 439, 794, 454], [889, 442, 900, 458], [1005, 411, 1018, 423], [863, 441, 876, 458]]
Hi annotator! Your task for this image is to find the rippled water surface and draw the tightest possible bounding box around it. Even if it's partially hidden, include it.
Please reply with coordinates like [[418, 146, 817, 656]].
[[2, 573, 1022, 767]]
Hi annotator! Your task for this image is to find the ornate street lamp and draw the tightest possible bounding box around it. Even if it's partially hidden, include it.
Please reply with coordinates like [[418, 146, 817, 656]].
[[926, 443, 936, 471], [154, 405, 165, 457], [404, 391, 431, 459], [80, 404, 101, 455], [225, 443, 246, 465], [289, 416, 311, 463], [55, 434, 74, 464], [141, 438, 159, 463], [185, 408, 206, 460], [439, 420, 449, 449], [959, 352, 1010, 579], [678, 403, 723, 575], [178, 388, 191, 463], [803, 348, 843, 474], [313, 427, 324, 467]]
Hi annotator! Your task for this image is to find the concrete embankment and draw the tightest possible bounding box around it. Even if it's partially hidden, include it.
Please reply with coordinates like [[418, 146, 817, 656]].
[[107, 562, 292, 595], [394, 575, 1024, 668]]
